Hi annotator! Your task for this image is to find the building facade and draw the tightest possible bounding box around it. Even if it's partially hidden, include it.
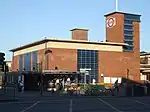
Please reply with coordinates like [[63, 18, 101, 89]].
[[10, 12, 141, 84], [140, 52, 150, 81], [6, 61, 12, 72]]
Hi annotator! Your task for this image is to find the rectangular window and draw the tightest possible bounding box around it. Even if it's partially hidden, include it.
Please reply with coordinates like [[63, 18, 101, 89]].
[[124, 34, 133, 37], [86, 57, 91, 63], [81, 63, 86, 68], [85, 64, 91, 68], [124, 36, 133, 40], [124, 41, 134, 46], [19, 55, 23, 71], [124, 23, 133, 26], [91, 57, 95, 62], [78, 52, 82, 57], [124, 28, 133, 32], [78, 57, 82, 62], [124, 20, 132, 24], [77, 49, 98, 82], [127, 46, 133, 50], [124, 25, 133, 30], [82, 58, 86, 64], [82, 52, 86, 57], [124, 46, 134, 52], [124, 30, 133, 35], [32, 51, 37, 70], [24, 53, 31, 71], [124, 14, 141, 22]]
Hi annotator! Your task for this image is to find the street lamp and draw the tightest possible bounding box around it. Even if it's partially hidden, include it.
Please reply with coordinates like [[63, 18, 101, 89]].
[[40, 37, 52, 96], [40, 36, 47, 96]]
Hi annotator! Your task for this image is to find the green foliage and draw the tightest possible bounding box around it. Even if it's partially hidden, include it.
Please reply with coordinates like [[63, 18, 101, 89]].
[[78, 84, 105, 96], [90, 85, 105, 91], [79, 84, 84, 89]]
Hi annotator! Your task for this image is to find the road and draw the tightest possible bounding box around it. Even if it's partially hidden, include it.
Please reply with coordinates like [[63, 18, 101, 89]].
[[1, 95, 150, 112]]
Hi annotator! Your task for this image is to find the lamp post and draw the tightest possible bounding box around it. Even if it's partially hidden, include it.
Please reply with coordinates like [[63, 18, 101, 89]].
[[44, 36, 47, 70], [40, 37, 47, 96], [40, 61, 43, 96], [40, 37, 52, 96]]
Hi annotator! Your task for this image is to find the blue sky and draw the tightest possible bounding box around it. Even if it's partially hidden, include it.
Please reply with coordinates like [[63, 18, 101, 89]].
[[0, 0, 149, 60]]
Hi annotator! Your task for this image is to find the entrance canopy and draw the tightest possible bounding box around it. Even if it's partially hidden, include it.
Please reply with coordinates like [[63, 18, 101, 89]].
[[42, 70, 80, 83], [43, 70, 80, 75]]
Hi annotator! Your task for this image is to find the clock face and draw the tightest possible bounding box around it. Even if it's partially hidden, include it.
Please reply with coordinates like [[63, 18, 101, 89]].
[[107, 17, 116, 28]]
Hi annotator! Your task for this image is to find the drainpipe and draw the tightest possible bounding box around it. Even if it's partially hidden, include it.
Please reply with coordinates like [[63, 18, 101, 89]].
[[12, 52, 14, 71], [44, 37, 47, 71]]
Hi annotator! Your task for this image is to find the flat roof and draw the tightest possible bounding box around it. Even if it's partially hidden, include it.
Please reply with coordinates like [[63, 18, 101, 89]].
[[104, 11, 141, 17], [140, 53, 150, 56], [43, 70, 80, 75], [10, 38, 127, 52], [142, 70, 150, 73], [70, 28, 89, 31]]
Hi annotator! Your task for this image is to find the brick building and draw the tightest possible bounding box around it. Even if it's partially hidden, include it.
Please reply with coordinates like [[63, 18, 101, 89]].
[[10, 11, 141, 84], [140, 52, 150, 81]]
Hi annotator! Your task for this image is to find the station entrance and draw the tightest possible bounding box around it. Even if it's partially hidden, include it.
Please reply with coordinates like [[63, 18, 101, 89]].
[[23, 70, 80, 91]]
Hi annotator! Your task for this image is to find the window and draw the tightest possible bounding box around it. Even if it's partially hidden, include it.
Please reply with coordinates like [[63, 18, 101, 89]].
[[82, 52, 86, 57], [24, 53, 31, 71], [124, 30, 133, 35], [124, 46, 134, 52], [124, 36, 133, 40], [124, 34, 134, 37], [78, 57, 82, 62], [124, 14, 141, 22], [140, 57, 148, 64], [85, 64, 91, 68], [124, 41, 134, 46], [124, 28, 133, 32], [86, 57, 91, 63], [19, 55, 23, 71], [124, 25, 133, 30], [127, 46, 133, 50], [77, 49, 98, 83], [78, 51, 82, 57], [32, 51, 37, 70], [124, 20, 132, 24]]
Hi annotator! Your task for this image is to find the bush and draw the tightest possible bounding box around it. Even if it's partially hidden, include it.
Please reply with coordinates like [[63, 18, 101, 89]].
[[90, 85, 105, 91], [81, 84, 105, 96]]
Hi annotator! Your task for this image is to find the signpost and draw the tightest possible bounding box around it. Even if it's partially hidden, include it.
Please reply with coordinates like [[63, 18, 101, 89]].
[[80, 68, 91, 88]]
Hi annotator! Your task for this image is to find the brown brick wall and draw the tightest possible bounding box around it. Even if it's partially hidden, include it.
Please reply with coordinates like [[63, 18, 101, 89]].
[[37, 48, 77, 71], [37, 49, 45, 70], [103, 13, 140, 83], [99, 51, 140, 82], [12, 55, 19, 71], [99, 22, 140, 83], [133, 22, 140, 55], [106, 13, 124, 43], [71, 29, 88, 40]]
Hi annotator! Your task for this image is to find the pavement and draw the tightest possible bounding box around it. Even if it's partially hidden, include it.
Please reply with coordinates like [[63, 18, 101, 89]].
[[1, 92, 150, 112]]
